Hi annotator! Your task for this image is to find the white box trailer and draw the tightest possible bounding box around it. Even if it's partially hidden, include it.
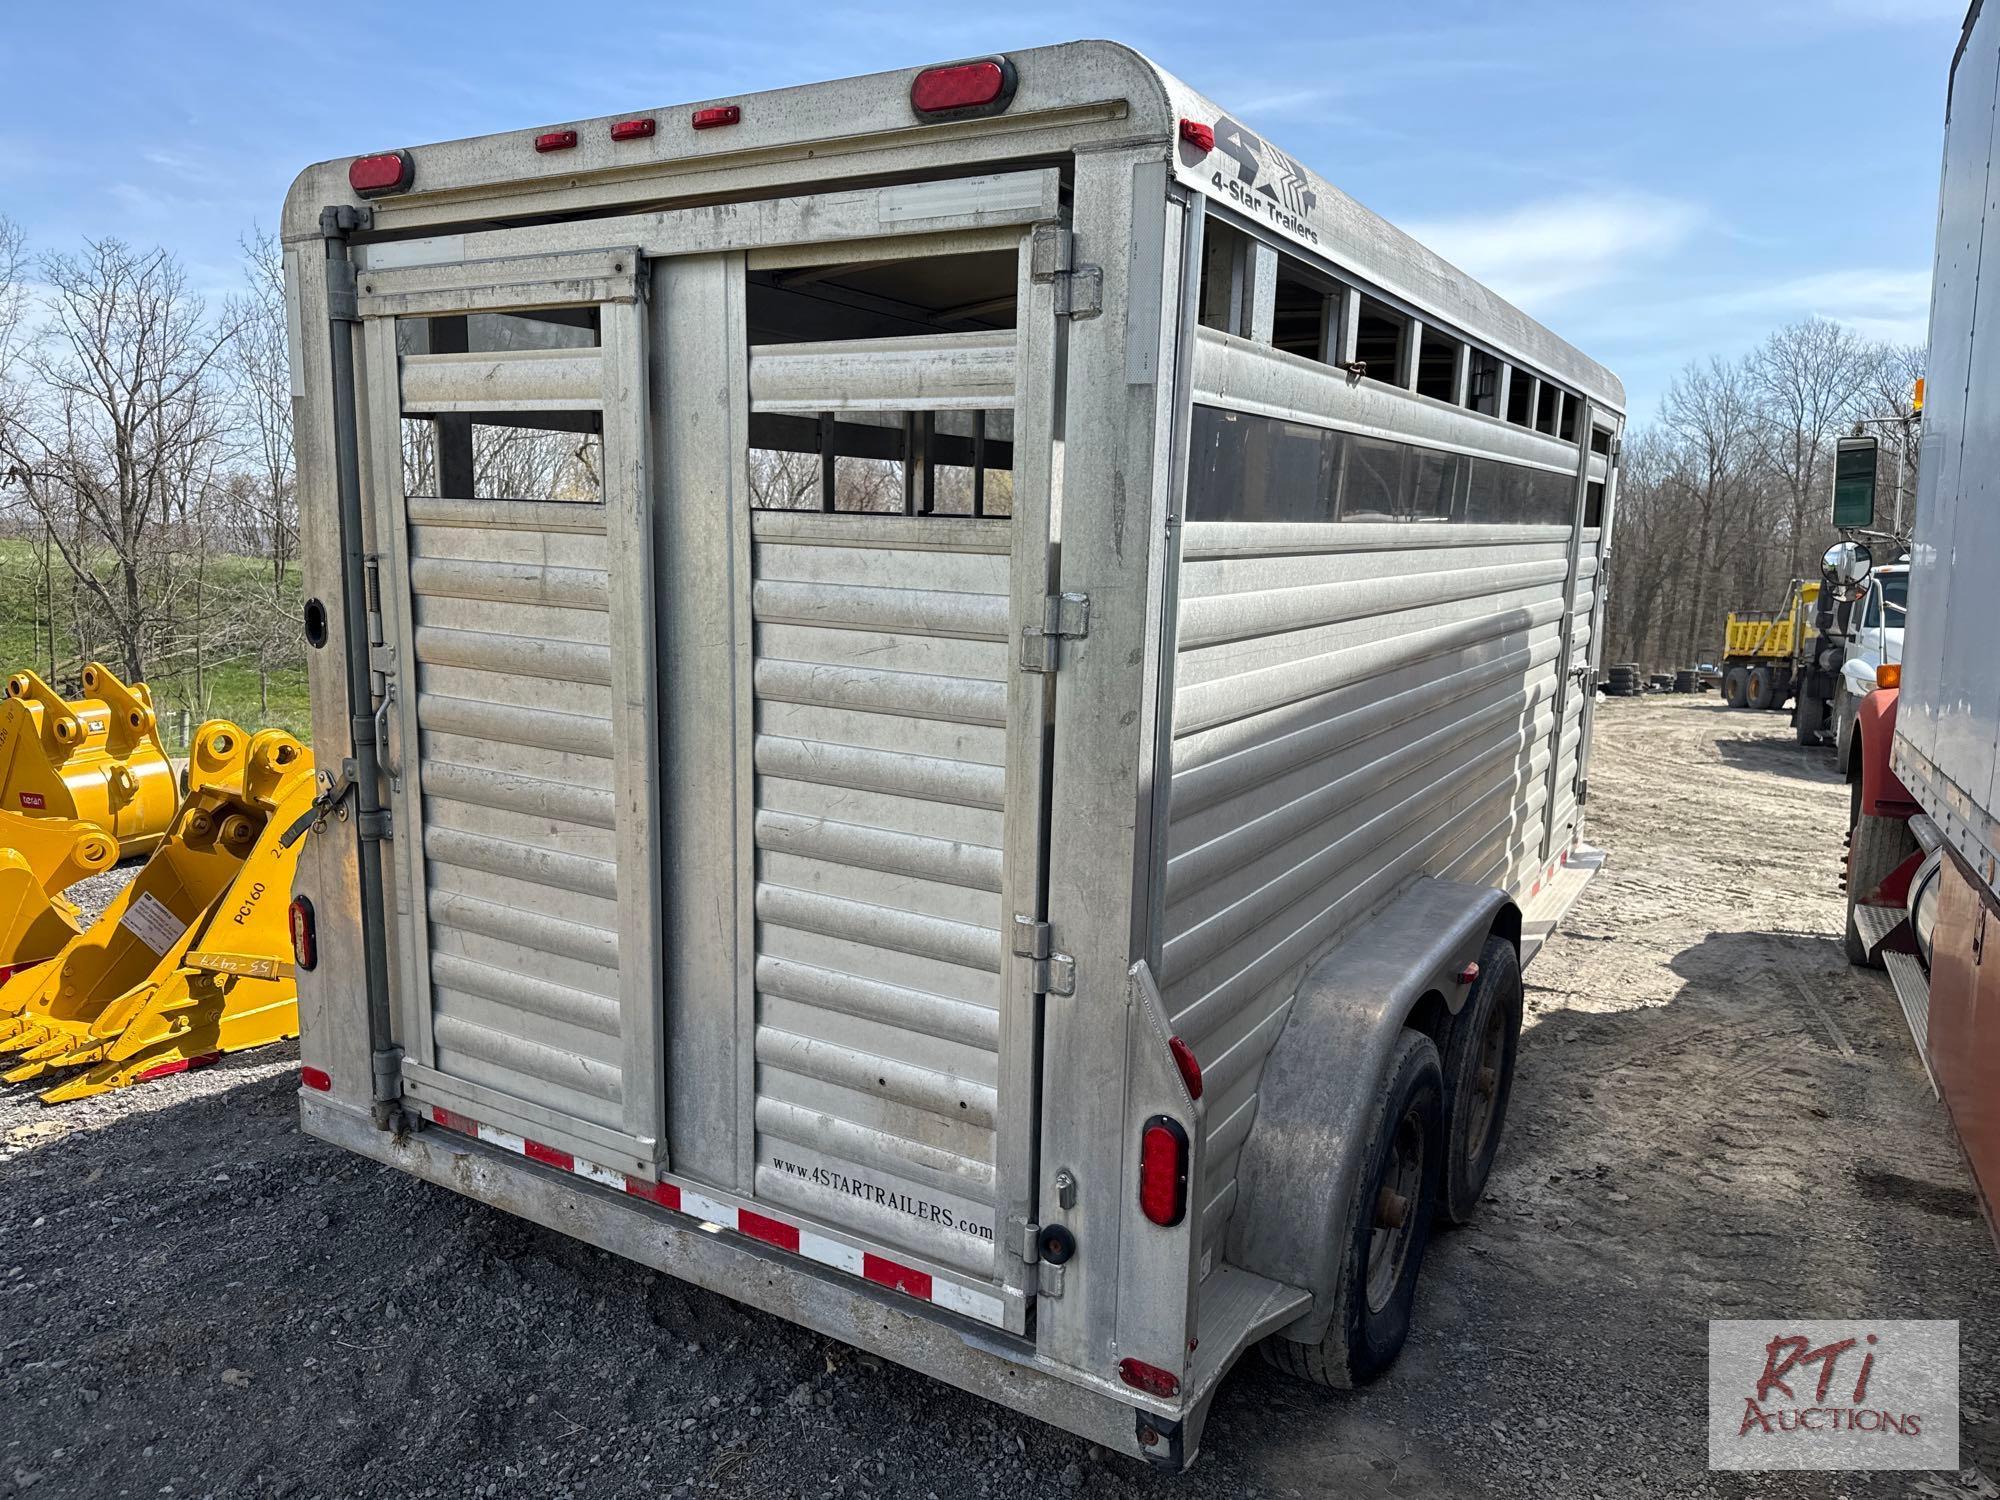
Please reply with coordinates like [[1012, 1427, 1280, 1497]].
[[281, 43, 1621, 1468]]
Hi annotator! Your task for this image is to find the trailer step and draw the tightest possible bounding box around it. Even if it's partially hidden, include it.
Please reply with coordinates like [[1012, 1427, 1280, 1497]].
[[1852, 901, 1904, 956], [1881, 950, 1937, 1098], [1519, 845, 1605, 966]]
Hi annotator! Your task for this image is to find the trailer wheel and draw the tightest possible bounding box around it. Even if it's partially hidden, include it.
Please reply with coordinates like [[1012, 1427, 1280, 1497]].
[[1260, 1031, 1444, 1390], [1746, 664, 1776, 710], [1438, 936, 1522, 1226], [1723, 666, 1748, 707]]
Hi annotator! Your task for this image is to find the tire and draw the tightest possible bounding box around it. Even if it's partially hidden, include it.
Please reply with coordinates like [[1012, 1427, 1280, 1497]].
[[1723, 666, 1748, 708], [1438, 936, 1523, 1225], [1845, 812, 1917, 968], [1795, 691, 1827, 746], [1260, 1031, 1445, 1389], [1746, 664, 1775, 711]]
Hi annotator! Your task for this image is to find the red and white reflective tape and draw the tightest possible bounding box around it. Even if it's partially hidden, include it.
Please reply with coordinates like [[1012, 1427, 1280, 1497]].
[[426, 1106, 1005, 1327], [1527, 844, 1576, 899]]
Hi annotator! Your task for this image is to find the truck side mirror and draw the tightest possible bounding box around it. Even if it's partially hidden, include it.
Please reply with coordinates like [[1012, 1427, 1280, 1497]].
[[1823, 540, 1873, 587], [1831, 435, 1879, 529]]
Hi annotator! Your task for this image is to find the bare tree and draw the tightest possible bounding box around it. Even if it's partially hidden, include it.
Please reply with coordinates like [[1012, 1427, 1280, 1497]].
[[1748, 318, 1874, 582], [0, 239, 238, 680], [1659, 355, 1759, 666]]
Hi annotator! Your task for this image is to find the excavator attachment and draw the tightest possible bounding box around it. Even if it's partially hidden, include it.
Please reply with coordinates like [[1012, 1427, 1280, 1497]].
[[0, 664, 180, 861], [0, 812, 118, 975], [0, 722, 314, 1100]]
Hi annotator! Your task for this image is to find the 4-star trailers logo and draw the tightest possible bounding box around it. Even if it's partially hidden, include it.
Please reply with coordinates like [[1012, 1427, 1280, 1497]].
[[1206, 116, 1321, 245]]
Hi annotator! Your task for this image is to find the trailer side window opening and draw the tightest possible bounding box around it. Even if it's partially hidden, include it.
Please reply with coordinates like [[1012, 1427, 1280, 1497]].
[[1415, 326, 1459, 402], [1187, 405, 1571, 524], [1505, 370, 1534, 426], [1467, 349, 1504, 415], [1272, 257, 1340, 362], [1585, 480, 1606, 529]]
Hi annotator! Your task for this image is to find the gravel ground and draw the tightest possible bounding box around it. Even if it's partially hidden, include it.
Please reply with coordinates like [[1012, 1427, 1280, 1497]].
[[3, 695, 1996, 1498]]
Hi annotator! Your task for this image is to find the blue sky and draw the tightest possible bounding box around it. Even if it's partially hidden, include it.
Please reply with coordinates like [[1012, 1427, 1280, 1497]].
[[0, 0, 1963, 418]]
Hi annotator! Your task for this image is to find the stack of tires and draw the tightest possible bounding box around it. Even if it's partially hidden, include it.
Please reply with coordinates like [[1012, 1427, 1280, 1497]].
[[1604, 663, 1640, 697], [1673, 668, 1698, 694]]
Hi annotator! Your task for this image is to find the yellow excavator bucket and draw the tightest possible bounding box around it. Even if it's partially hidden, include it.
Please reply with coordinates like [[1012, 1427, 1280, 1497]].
[[0, 812, 118, 977], [0, 721, 263, 1053], [22, 732, 318, 1100], [0, 663, 180, 860]]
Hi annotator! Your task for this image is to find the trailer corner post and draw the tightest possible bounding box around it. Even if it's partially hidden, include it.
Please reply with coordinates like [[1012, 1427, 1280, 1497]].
[[319, 204, 407, 1134]]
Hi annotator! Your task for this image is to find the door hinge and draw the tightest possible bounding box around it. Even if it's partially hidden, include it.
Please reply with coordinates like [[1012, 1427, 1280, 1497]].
[[1020, 592, 1090, 673], [1012, 915, 1075, 996], [1576, 776, 1589, 806], [1008, 1216, 1041, 1266], [1031, 224, 1103, 320]]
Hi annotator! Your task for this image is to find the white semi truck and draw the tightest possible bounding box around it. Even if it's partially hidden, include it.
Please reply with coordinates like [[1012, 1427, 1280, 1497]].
[[281, 44, 1619, 1466]]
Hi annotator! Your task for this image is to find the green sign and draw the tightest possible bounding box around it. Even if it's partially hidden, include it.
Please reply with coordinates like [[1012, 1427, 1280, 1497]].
[[1832, 437, 1878, 530]]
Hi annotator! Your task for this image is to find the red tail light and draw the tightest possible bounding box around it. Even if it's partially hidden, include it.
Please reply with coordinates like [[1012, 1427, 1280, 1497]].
[[288, 895, 317, 972], [1167, 1035, 1202, 1100], [910, 57, 1018, 121], [1138, 1115, 1189, 1227], [300, 1065, 332, 1092], [348, 151, 413, 198], [1118, 1358, 1181, 1398], [1179, 118, 1215, 154], [535, 129, 579, 153], [692, 105, 741, 130], [609, 118, 656, 142]]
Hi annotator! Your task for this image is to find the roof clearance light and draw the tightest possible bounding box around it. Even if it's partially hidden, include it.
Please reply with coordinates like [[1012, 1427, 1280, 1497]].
[[535, 129, 579, 153], [348, 150, 413, 198], [609, 118, 657, 142], [909, 57, 1018, 122], [1179, 118, 1215, 154], [692, 105, 741, 130]]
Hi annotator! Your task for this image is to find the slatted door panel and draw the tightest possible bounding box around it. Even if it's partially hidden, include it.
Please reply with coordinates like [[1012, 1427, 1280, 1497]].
[[358, 249, 663, 1177], [746, 515, 1014, 1279]]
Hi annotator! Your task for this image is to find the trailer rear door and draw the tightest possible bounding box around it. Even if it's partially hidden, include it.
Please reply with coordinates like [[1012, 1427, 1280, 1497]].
[[351, 173, 1067, 1328]]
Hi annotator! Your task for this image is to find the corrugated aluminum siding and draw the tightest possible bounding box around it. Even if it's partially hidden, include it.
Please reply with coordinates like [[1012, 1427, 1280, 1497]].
[[1164, 520, 1577, 1266], [747, 516, 1012, 1280], [404, 502, 631, 1129]]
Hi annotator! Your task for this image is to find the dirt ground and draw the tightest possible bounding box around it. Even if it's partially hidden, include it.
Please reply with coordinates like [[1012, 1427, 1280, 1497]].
[[3, 695, 1995, 1499]]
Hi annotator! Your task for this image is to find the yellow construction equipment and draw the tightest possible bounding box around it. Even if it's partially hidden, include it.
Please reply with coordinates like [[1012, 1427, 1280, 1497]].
[[0, 812, 119, 979], [0, 721, 315, 1101], [0, 663, 178, 860]]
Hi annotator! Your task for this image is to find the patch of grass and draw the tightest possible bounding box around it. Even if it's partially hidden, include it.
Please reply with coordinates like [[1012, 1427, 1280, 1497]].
[[0, 538, 312, 753]]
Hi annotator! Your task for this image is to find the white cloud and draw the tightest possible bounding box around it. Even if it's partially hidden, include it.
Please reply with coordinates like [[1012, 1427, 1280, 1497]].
[[1402, 194, 1706, 312], [1705, 268, 1933, 344]]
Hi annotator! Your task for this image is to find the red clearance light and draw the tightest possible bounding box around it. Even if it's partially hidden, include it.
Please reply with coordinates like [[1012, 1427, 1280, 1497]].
[[1118, 1358, 1181, 1399], [288, 895, 317, 972], [301, 1065, 332, 1093], [1167, 1035, 1203, 1100], [610, 118, 657, 142], [1456, 961, 1480, 985], [910, 57, 1018, 121], [1138, 1115, 1190, 1227], [692, 105, 741, 130], [348, 150, 413, 198], [535, 129, 579, 153], [1179, 118, 1215, 154]]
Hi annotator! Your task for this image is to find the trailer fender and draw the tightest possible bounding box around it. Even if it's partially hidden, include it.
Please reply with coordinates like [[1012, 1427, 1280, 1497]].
[[1225, 876, 1512, 1343]]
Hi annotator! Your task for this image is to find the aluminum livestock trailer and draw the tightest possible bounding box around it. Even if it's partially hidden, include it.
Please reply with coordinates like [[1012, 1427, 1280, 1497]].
[[281, 43, 1622, 1468]]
